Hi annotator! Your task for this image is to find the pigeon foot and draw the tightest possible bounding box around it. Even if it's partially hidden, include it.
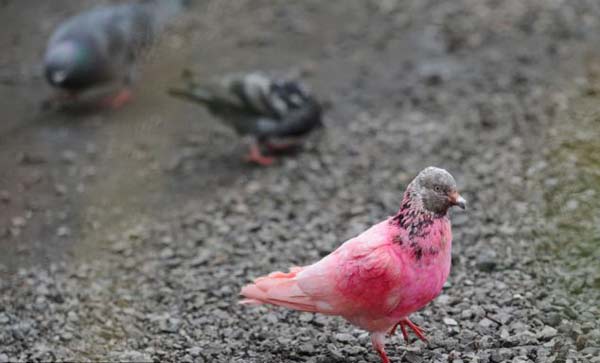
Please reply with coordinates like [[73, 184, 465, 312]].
[[104, 88, 132, 109], [390, 318, 428, 343], [370, 333, 390, 363], [244, 144, 275, 166]]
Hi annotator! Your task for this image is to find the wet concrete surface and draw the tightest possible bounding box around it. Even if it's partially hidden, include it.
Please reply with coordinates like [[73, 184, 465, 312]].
[[0, 0, 599, 362]]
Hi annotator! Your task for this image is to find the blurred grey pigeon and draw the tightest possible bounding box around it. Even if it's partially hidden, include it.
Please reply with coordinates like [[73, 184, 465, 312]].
[[168, 70, 324, 165], [44, 0, 187, 109]]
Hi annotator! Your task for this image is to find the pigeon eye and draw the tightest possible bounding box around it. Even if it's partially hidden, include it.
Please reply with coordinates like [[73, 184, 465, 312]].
[[434, 185, 442, 192]]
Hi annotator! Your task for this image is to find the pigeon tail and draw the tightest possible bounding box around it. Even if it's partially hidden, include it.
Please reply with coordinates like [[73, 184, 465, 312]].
[[167, 87, 214, 105], [240, 267, 320, 313]]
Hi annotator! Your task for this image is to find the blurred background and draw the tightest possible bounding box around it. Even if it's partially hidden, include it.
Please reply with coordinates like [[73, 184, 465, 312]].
[[0, 0, 599, 362]]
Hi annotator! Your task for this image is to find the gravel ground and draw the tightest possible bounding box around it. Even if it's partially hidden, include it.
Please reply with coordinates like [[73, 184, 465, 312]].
[[1, 0, 600, 362]]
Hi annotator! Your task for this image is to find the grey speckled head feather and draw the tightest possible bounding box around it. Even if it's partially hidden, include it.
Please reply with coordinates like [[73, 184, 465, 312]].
[[407, 167, 466, 215], [399, 166, 467, 216], [392, 166, 466, 240]]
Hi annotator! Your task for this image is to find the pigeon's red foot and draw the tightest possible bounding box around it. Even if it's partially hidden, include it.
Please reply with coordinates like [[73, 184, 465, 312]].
[[103, 88, 132, 109], [244, 144, 275, 166], [371, 333, 390, 363], [390, 318, 428, 343], [375, 346, 390, 363]]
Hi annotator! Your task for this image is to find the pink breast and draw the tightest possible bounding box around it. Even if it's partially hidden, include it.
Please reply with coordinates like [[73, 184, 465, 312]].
[[391, 219, 452, 317]]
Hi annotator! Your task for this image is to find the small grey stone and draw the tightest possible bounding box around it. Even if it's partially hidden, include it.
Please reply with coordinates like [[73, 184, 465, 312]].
[[588, 329, 600, 341], [299, 312, 314, 323], [11, 216, 26, 228], [461, 309, 474, 319], [490, 348, 514, 362], [18, 152, 46, 164], [581, 347, 600, 356], [326, 343, 344, 359], [538, 326, 558, 341], [160, 248, 175, 259], [476, 249, 497, 272], [61, 332, 73, 341], [36, 284, 49, 296], [437, 294, 451, 305], [341, 345, 364, 356], [60, 150, 77, 164], [159, 317, 181, 333], [85, 143, 97, 155], [0, 313, 10, 324], [335, 333, 354, 342], [0, 190, 10, 203], [189, 250, 211, 266], [83, 166, 97, 178], [443, 337, 459, 350], [542, 312, 561, 327], [479, 318, 495, 328], [510, 321, 530, 333], [477, 335, 495, 349], [505, 331, 539, 346], [492, 312, 511, 325], [581, 322, 595, 333], [277, 336, 291, 345], [299, 343, 316, 354], [564, 306, 579, 320], [187, 347, 202, 357], [444, 317, 458, 326], [54, 184, 67, 195], [66, 311, 79, 323], [56, 226, 71, 237], [405, 352, 423, 363], [0, 353, 9, 363], [115, 350, 152, 363], [313, 315, 330, 326], [265, 313, 278, 324]]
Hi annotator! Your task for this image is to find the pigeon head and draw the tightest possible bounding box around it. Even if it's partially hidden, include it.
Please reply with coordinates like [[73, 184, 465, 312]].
[[410, 167, 466, 215], [44, 40, 96, 88]]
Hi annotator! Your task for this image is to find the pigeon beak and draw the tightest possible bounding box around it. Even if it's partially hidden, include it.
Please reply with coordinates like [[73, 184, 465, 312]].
[[52, 70, 67, 84], [449, 191, 467, 210]]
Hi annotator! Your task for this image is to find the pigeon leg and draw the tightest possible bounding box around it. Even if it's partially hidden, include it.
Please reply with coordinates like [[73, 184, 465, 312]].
[[389, 321, 410, 343], [244, 143, 275, 166], [124, 63, 138, 86], [370, 332, 390, 363], [264, 140, 299, 151], [399, 318, 428, 343], [103, 88, 133, 109], [41, 91, 78, 110], [400, 323, 410, 343]]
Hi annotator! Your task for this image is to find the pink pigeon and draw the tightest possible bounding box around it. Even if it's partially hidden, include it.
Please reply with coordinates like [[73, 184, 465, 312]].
[[240, 167, 466, 363]]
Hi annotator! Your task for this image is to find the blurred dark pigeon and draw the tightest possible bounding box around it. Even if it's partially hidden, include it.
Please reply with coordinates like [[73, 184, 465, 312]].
[[168, 71, 324, 166], [43, 0, 187, 109]]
